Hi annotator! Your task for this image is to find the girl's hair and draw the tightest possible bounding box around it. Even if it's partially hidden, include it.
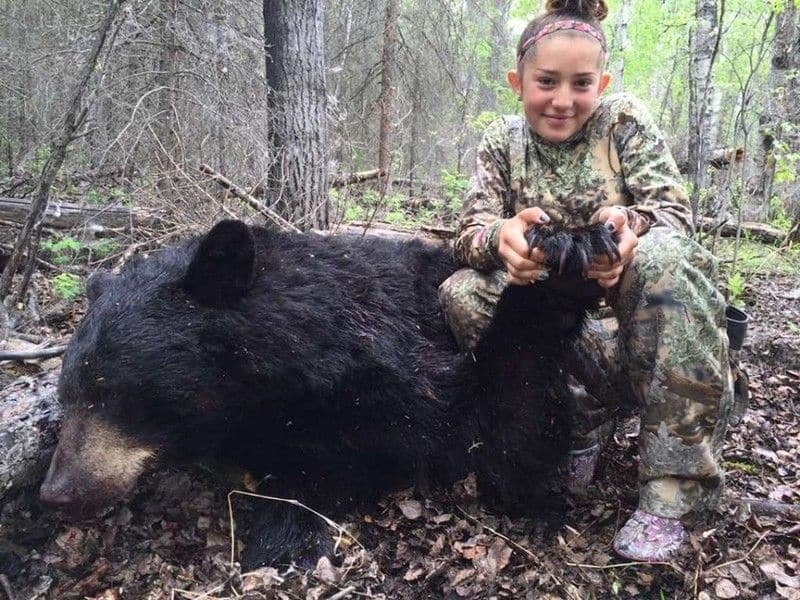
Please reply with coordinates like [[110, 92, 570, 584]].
[[516, 0, 609, 65]]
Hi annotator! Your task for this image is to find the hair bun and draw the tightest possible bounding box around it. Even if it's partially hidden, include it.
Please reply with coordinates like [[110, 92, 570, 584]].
[[544, 0, 609, 21]]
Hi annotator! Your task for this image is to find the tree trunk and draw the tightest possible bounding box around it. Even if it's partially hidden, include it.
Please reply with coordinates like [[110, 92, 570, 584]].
[[263, 0, 329, 230], [687, 0, 720, 222], [154, 0, 179, 195], [756, 3, 800, 225], [611, 0, 632, 93], [213, 1, 229, 181], [0, 0, 125, 303], [377, 0, 399, 197], [407, 71, 421, 199]]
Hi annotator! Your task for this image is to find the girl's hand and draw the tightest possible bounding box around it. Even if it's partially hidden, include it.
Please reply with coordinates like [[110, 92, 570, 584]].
[[498, 207, 551, 285], [588, 207, 639, 289]]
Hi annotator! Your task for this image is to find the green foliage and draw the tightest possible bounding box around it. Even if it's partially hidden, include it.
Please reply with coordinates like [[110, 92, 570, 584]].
[[717, 238, 800, 310], [722, 460, 759, 475], [26, 145, 51, 173], [466, 111, 500, 134], [510, 0, 539, 19], [727, 271, 746, 308], [440, 168, 468, 207], [41, 236, 82, 265], [773, 134, 800, 185], [109, 187, 132, 206], [41, 235, 119, 265], [769, 196, 792, 232], [344, 203, 367, 222], [383, 192, 413, 227], [85, 189, 105, 205], [90, 239, 120, 259], [51, 273, 83, 302]]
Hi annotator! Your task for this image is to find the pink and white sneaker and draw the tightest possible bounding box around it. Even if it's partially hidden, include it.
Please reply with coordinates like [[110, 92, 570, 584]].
[[612, 509, 687, 562]]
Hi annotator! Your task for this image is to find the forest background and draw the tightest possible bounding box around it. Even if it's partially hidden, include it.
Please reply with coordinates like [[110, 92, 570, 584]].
[[0, 0, 799, 304], [1, 2, 800, 597]]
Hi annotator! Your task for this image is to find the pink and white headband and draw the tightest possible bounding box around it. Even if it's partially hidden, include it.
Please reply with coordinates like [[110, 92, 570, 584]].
[[517, 20, 606, 63]]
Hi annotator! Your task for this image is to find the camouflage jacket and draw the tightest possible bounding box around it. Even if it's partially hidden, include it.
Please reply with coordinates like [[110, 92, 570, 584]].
[[454, 93, 694, 270]]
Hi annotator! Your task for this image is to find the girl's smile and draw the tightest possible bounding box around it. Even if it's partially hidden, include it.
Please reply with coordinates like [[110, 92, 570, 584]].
[[508, 35, 610, 143]]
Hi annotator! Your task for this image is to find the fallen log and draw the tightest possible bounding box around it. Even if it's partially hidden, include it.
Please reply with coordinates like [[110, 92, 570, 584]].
[[733, 497, 800, 520], [330, 169, 385, 187], [677, 147, 744, 173], [0, 196, 153, 230], [698, 217, 787, 245], [0, 372, 61, 501]]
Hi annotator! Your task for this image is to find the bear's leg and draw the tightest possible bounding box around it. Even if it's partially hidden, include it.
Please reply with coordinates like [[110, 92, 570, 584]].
[[241, 504, 334, 570]]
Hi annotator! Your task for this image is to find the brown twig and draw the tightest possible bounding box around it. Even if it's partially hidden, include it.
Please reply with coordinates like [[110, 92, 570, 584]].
[[456, 505, 536, 559], [199, 164, 300, 233], [704, 530, 769, 574]]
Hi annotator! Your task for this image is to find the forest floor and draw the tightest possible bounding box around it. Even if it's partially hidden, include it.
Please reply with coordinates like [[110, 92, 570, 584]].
[[0, 236, 798, 600]]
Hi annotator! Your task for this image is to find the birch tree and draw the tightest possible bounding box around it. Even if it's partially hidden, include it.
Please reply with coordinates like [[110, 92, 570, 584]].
[[687, 0, 721, 221], [610, 0, 632, 94]]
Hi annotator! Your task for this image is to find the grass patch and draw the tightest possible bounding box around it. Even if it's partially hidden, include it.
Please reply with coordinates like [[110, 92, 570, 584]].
[[715, 238, 800, 277], [722, 460, 760, 475]]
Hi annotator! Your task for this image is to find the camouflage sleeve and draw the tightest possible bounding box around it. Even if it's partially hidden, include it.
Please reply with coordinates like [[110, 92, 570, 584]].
[[453, 118, 511, 270], [613, 95, 694, 236]]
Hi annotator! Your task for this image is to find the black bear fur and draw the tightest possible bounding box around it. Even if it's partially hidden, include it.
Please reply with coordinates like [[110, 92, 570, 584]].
[[43, 220, 618, 568]]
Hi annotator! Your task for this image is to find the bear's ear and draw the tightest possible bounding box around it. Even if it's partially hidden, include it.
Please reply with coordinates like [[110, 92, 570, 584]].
[[183, 220, 255, 307], [86, 272, 118, 304]]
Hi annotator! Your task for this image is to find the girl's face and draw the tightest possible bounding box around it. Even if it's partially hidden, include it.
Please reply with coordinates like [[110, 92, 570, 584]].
[[508, 34, 610, 143]]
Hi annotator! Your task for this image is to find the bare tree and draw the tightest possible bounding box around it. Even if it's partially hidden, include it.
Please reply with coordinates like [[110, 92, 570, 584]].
[[263, 0, 329, 230], [377, 0, 399, 197], [0, 0, 125, 303]]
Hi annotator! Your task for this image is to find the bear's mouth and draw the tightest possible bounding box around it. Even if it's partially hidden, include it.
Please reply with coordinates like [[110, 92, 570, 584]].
[[39, 414, 157, 517]]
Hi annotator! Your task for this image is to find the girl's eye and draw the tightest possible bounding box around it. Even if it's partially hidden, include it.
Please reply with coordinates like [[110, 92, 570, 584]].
[[576, 79, 593, 88], [537, 78, 555, 86]]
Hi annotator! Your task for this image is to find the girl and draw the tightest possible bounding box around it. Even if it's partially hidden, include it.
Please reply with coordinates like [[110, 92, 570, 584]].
[[438, 0, 732, 562]]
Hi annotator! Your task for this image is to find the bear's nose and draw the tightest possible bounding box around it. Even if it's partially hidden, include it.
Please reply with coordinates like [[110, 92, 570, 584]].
[[39, 488, 75, 510]]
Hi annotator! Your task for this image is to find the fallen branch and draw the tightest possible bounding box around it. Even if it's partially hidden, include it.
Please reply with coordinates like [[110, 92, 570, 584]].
[[457, 505, 536, 560], [704, 531, 770, 574], [0, 345, 67, 362], [0, 197, 152, 231], [199, 164, 300, 233], [733, 497, 800, 520], [697, 217, 786, 245]]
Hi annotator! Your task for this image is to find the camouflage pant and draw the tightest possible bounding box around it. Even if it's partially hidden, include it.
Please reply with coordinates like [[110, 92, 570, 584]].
[[438, 228, 733, 518]]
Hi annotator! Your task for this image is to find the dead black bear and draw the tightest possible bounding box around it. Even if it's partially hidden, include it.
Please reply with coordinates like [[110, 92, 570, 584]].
[[39, 219, 617, 567]]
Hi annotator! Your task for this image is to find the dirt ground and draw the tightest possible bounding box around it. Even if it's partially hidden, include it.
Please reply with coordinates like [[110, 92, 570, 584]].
[[0, 269, 798, 600]]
